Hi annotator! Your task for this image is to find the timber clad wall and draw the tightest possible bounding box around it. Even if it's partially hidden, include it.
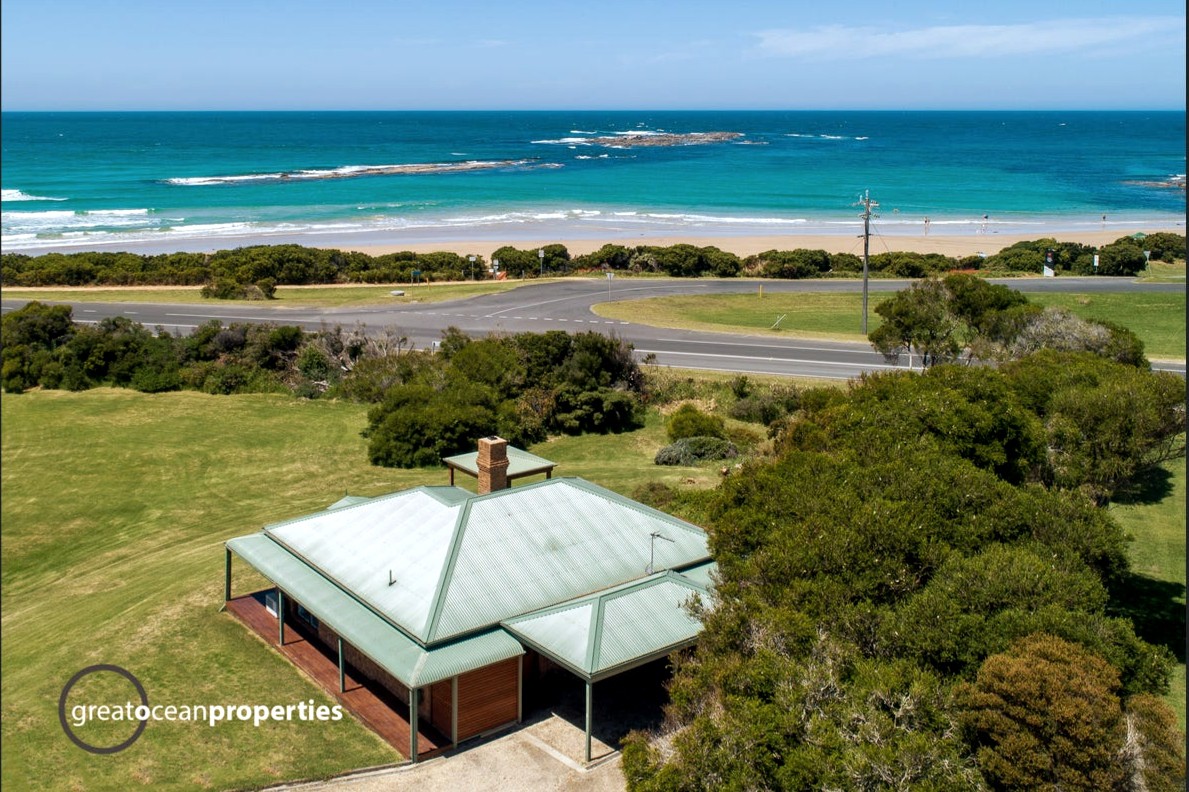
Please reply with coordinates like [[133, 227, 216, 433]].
[[430, 680, 452, 737], [456, 657, 519, 740]]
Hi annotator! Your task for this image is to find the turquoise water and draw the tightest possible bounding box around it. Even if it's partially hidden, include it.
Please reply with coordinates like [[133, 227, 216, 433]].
[[1, 111, 1184, 253]]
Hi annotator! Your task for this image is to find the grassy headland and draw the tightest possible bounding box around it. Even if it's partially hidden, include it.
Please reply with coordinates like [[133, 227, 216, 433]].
[[593, 290, 1187, 360]]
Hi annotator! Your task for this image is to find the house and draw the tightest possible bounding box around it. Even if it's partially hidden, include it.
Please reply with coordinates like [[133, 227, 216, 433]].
[[223, 437, 714, 762]]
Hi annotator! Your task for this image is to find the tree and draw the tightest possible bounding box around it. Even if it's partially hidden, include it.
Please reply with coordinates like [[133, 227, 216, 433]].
[[1119, 694, 1187, 791], [869, 277, 962, 366], [1042, 367, 1186, 502], [789, 366, 1047, 485], [958, 634, 1128, 791], [1096, 239, 1148, 276]]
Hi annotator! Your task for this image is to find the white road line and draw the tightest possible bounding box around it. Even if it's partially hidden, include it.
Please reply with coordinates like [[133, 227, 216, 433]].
[[657, 336, 869, 355], [635, 348, 902, 370], [164, 312, 300, 321]]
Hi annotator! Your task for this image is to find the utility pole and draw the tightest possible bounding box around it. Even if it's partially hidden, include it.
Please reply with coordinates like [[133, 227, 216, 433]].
[[858, 190, 879, 335]]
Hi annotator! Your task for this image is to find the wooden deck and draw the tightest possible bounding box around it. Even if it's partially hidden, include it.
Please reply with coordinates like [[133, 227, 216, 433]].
[[226, 591, 447, 761]]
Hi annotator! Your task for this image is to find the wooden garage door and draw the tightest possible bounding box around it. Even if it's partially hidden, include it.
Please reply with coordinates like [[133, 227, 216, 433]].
[[456, 657, 519, 741]]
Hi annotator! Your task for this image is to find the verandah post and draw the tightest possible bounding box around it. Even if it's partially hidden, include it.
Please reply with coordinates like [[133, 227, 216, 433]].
[[337, 637, 345, 692], [410, 687, 419, 762], [585, 680, 593, 763]]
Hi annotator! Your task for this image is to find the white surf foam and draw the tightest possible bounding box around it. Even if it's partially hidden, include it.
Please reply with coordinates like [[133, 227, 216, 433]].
[[2, 189, 68, 202]]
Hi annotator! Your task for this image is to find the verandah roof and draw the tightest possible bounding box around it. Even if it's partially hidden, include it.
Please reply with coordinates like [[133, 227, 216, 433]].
[[501, 567, 713, 683], [226, 533, 524, 689], [442, 445, 557, 480]]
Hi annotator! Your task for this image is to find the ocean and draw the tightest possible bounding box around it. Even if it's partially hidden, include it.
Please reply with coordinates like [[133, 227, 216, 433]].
[[1, 110, 1184, 254]]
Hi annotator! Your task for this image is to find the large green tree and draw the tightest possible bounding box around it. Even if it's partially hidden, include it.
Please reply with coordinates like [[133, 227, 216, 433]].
[[958, 633, 1184, 791]]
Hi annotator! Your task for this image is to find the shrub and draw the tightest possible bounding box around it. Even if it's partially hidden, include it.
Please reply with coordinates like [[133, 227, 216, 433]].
[[730, 386, 801, 425], [666, 403, 726, 441], [1097, 239, 1148, 276], [957, 634, 1128, 791], [655, 436, 738, 465], [1139, 232, 1186, 263]]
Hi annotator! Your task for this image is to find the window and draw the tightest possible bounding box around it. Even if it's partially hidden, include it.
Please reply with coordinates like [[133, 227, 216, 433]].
[[296, 603, 319, 629]]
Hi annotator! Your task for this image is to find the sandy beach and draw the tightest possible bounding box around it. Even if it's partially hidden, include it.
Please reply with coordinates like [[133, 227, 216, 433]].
[[341, 228, 1184, 260]]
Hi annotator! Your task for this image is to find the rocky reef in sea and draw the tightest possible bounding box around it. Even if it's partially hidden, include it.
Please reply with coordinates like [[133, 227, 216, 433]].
[[587, 132, 743, 148]]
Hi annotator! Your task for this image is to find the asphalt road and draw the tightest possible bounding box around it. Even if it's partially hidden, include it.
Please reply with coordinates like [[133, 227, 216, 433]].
[[3, 277, 1184, 379]]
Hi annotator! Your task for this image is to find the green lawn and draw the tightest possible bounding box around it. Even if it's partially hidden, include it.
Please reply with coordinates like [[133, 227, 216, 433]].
[[594, 289, 1186, 360], [0, 280, 532, 309], [3, 387, 1183, 788], [595, 291, 892, 343], [1108, 453, 1187, 730], [0, 388, 711, 791], [1136, 260, 1187, 284]]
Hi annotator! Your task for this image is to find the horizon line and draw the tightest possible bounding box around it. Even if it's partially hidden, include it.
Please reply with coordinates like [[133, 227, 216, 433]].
[[2, 106, 1186, 113]]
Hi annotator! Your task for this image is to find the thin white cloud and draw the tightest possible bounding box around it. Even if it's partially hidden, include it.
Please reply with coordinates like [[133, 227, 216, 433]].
[[754, 17, 1183, 59]]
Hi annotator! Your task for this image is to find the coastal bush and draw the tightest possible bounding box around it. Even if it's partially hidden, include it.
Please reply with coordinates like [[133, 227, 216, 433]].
[[490, 246, 542, 278], [630, 244, 741, 277], [654, 436, 738, 465], [957, 634, 1131, 790], [1139, 232, 1187, 263], [4, 236, 1176, 289], [666, 403, 726, 441], [362, 328, 646, 466], [729, 385, 801, 425], [745, 248, 830, 279], [1007, 308, 1147, 365], [868, 251, 955, 278], [572, 244, 633, 271], [200, 277, 277, 300], [1097, 238, 1149, 276], [869, 273, 1149, 366], [827, 251, 865, 273]]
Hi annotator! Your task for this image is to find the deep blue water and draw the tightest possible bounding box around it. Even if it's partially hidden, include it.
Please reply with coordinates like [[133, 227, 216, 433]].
[[1, 111, 1184, 252]]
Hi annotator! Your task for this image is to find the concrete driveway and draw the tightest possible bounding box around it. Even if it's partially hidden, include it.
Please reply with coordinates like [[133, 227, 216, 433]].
[[273, 713, 626, 792]]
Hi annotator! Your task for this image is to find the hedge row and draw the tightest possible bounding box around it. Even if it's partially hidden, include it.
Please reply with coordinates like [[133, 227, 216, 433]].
[[3, 234, 1182, 288]]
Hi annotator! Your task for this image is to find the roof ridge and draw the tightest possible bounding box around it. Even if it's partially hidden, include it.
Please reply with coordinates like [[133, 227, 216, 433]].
[[262, 486, 449, 530], [422, 496, 474, 642], [557, 478, 709, 537]]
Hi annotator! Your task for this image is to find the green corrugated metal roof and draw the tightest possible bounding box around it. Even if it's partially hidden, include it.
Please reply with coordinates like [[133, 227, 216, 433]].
[[675, 560, 718, 590], [502, 572, 707, 681], [502, 570, 708, 682], [442, 446, 557, 479], [257, 477, 710, 647], [227, 533, 523, 688], [327, 495, 372, 510], [265, 487, 463, 642], [425, 478, 710, 642]]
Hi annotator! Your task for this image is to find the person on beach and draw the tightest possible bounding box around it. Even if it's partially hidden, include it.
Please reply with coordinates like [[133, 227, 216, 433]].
[[924, 216, 930, 234], [981, 214, 989, 233]]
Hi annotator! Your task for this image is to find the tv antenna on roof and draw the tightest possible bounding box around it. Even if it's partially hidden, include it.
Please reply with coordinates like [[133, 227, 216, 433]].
[[645, 531, 676, 574], [854, 190, 880, 335]]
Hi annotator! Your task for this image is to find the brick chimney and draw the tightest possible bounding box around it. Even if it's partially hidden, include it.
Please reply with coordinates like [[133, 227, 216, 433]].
[[477, 436, 510, 494]]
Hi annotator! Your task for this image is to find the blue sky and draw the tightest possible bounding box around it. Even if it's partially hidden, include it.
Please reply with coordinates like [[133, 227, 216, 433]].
[[1, 0, 1184, 110]]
